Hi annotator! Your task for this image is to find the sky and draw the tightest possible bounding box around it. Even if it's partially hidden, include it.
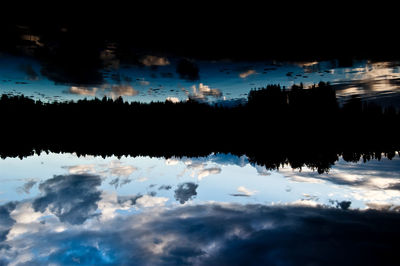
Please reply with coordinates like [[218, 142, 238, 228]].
[[2, 52, 400, 107]]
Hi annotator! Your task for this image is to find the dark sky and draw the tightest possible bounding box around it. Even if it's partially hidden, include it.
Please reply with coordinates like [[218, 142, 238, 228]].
[[1, 5, 398, 62]]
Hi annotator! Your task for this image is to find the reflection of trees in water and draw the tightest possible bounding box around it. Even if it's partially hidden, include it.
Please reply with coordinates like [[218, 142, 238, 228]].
[[1, 82, 399, 173]]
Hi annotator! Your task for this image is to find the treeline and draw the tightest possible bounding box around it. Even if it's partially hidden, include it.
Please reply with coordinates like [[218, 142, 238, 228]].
[[1, 82, 399, 173]]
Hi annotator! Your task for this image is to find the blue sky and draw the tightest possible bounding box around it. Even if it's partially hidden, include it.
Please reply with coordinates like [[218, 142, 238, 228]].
[[1, 152, 399, 209]]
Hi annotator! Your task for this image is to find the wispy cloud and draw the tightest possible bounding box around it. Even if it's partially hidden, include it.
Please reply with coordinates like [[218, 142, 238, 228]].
[[140, 55, 170, 66], [68, 86, 98, 96], [239, 69, 257, 78], [109, 85, 139, 98], [230, 186, 258, 197]]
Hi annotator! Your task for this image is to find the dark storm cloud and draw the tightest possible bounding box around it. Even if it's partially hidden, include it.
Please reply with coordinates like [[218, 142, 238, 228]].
[[229, 193, 250, 197], [109, 177, 132, 189], [329, 200, 352, 210], [18, 63, 39, 80], [0, 202, 17, 242], [388, 183, 400, 190], [174, 182, 198, 204], [117, 194, 143, 205], [7, 204, 400, 265], [176, 59, 199, 81], [32, 174, 102, 225], [158, 185, 172, 191]]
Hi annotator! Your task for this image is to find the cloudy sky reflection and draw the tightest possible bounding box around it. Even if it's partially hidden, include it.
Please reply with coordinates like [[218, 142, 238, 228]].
[[1, 153, 400, 264], [2, 52, 400, 106]]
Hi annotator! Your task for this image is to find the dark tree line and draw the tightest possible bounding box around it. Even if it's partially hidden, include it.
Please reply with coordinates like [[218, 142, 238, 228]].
[[1, 82, 399, 173]]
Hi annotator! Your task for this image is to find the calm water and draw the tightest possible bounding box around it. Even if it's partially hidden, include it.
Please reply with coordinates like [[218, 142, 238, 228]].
[[1, 152, 400, 264], [2, 52, 400, 107], [3, 37, 400, 265]]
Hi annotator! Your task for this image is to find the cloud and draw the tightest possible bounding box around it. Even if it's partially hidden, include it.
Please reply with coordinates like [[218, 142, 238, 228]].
[[108, 161, 137, 176], [16, 179, 37, 194], [136, 195, 169, 208], [3, 203, 400, 265], [239, 69, 256, 78], [109, 177, 132, 189], [179, 159, 222, 180], [254, 164, 272, 176], [140, 55, 170, 67], [166, 97, 180, 103], [7, 202, 44, 240], [0, 202, 17, 241], [63, 161, 137, 178], [230, 186, 258, 197], [117, 194, 144, 206], [32, 174, 102, 225], [135, 177, 149, 182], [197, 167, 221, 180], [100, 47, 119, 70], [176, 59, 199, 81], [207, 153, 249, 167], [139, 80, 150, 86], [63, 164, 96, 175], [189, 83, 222, 101], [20, 34, 44, 47], [237, 186, 258, 196], [109, 85, 139, 98], [165, 158, 180, 165], [18, 64, 39, 81], [159, 185, 172, 190], [67, 86, 98, 96], [174, 182, 198, 204]]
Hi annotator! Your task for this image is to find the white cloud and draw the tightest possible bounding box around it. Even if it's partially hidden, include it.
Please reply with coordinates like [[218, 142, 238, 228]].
[[190, 83, 222, 100], [63, 164, 96, 174], [165, 158, 180, 165], [166, 97, 180, 103], [63, 161, 137, 178], [290, 199, 320, 207], [108, 161, 137, 177], [237, 186, 258, 196], [136, 195, 168, 208], [7, 202, 44, 240], [68, 86, 98, 96], [198, 167, 221, 180], [98, 192, 133, 221], [135, 177, 149, 182]]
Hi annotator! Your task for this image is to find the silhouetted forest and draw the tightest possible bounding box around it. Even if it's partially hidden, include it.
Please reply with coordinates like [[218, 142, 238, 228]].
[[1, 82, 399, 173]]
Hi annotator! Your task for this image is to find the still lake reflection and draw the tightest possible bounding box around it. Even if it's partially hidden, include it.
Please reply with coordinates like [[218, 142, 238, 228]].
[[2, 53, 400, 108], [1, 153, 400, 264]]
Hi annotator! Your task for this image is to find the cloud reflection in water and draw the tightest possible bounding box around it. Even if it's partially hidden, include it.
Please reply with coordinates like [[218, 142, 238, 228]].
[[1, 201, 400, 265]]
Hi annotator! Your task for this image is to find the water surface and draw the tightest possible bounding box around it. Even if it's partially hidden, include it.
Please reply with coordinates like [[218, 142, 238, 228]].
[[1, 152, 400, 264]]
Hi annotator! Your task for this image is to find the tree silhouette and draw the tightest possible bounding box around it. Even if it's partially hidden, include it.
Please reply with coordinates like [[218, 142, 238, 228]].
[[1, 82, 399, 173]]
